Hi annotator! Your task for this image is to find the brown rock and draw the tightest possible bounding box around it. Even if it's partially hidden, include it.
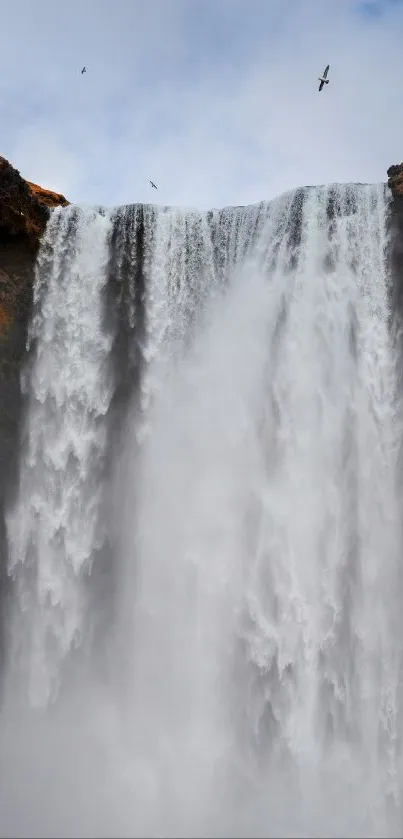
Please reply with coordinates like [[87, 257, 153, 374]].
[[0, 156, 69, 335], [0, 155, 69, 248], [26, 179, 70, 211], [387, 161, 403, 198]]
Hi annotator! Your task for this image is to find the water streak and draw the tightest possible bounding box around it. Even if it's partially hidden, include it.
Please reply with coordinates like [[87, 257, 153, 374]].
[[6, 206, 114, 707]]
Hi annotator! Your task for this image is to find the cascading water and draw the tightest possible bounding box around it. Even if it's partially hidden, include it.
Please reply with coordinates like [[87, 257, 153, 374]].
[[5, 206, 114, 707], [1, 183, 402, 838]]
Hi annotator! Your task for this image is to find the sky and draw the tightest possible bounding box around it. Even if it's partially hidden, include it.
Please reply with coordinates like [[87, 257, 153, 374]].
[[0, 0, 403, 209]]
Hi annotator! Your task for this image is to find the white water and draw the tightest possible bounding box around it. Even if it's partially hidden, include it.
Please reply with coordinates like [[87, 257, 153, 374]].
[[5, 206, 114, 707], [2, 184, 403, 838]]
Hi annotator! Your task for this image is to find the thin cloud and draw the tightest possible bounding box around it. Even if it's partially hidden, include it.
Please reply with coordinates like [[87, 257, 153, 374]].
[[0, 0, 402, 208]]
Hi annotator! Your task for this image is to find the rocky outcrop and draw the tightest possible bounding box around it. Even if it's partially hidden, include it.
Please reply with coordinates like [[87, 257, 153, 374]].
[[387, 163, 403, 328], [0, 156, 68, 503], [0, 156, 69, 337], [387, 162, 403, 201], [0, 156, 68, 248], [26, 179, 70, 212]]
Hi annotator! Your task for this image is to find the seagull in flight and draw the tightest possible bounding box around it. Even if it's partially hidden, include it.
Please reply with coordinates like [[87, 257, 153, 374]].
[[318, 64, 330, 92], [81, 66, 87, 74], [150, 180, 158, 190]]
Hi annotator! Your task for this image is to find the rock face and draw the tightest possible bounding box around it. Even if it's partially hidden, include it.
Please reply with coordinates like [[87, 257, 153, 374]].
[[0, 156, 69, 339], [387, 163, 403, 355], [387, 162, 403, 200], [0, 156, 68, 242], [0, 156, 68, 526]]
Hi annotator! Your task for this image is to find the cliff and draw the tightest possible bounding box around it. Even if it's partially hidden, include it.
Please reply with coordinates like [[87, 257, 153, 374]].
[[0, 156, 68, 241], [387, 163, 403, 349], [0, 156, 69, 337], [0, 156, 68, 504], [387, 162, 403, 201]]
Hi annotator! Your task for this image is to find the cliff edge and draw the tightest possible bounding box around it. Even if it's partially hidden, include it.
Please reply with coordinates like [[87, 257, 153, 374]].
[[388, 162, 403, 201], [387, 163, 403, 337], [0, 155, 69, 336], [0, 155, 69, 241]]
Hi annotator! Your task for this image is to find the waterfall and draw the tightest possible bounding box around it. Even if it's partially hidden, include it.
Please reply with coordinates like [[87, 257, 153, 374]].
[[2, 183, 403, 838]]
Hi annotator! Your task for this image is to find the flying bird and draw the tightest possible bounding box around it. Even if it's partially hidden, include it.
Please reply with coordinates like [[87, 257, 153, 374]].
[[318, 64, 330, 92], [81, 66, 87, 74], [150, 180, 158, 189]]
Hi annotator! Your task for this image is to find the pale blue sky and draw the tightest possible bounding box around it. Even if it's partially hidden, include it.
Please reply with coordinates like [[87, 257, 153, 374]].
[[1, 0, 403, 209]]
